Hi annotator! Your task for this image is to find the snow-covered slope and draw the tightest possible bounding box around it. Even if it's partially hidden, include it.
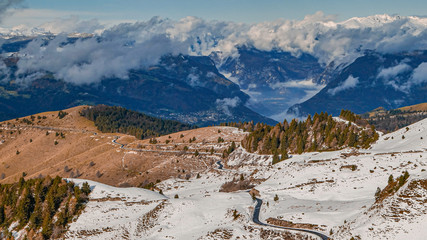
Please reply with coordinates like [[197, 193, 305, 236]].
[[334, 172, 427, 240], [65, 179, 167, 239], [252, 118, 427, 239], [65, 119, 426, 239], [340, 14, 427, 29]]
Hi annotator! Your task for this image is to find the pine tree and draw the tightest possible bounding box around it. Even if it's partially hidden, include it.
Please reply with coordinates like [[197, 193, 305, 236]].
[[41, 212, 52, 239], [17, 187, 35, 227], [0, 205, 5, 224], [29, 201, 43, 229], [296, 137, 304, 154], [348, 131, 357, 147], [81, 182, 91, 196], [388, 174, 394, 184], [272, 151, 280, 165], [375, 187, 381, 199], [280, 150, 289, 161], [311, 137, 318, 151]]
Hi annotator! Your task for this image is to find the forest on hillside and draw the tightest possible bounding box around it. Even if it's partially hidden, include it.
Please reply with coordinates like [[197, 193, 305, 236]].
[[80, 105, 194, 139], [0, 176, 90, 239], [242, 110, 379, 164], [362, 107, 427, 132]]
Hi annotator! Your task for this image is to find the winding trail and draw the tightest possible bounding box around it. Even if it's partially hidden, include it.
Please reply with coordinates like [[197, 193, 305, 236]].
[[216, 160, 223, 169], [112, 136, 223, 156], [215, 159, 330, 240], [252, 198, 330, 240]]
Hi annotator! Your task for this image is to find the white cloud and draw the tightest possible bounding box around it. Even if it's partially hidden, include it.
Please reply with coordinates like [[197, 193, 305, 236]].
[[377, 62, 412, 79], [15, 28, 189, 85], [6, 13, 427, 86], [187, 73, 201, 87], [269, 79, 319, 90], [328, 75, 359, 95], [38, 16, 104, 34], [377, 61, 412, 91], [376, 61, 427, 92], [216, 97, 240, 116], [408, 62, 427, 87]]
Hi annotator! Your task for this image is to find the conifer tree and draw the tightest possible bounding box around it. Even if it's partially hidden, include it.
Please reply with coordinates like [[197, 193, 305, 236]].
[[29, 201, 43, 229], [0, 205, 5, 224], [17, 187, 35, 227], [348, 131, 357, 147], [41, 212, 52, 239], [272, 151, 280, 165], [81, 182, 91, 196]]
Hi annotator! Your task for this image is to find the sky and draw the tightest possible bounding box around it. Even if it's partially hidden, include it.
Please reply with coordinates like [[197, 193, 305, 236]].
[[3, 0, 427, 27]]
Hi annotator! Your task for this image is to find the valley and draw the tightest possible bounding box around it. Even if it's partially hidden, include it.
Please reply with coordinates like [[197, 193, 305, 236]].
[[0, 106, 425, 239], [1, 3, 427, 240]]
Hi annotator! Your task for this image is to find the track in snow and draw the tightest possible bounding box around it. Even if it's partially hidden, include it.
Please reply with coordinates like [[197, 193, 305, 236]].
[[252, 198, 330, 240]]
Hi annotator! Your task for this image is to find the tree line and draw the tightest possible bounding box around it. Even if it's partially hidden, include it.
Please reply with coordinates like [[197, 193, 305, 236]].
[[0, 176, 91, 239], [80, 105, 195, 139], [241, 111, 379, 164], [361, 108, 427, 133]]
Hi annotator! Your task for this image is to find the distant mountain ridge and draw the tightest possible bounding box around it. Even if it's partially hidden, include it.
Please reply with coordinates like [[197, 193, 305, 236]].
[[211, 47, 326, 118], [0, 47, 276, 126], [288, 50, 427, 117], [2, 17, 427, 125]]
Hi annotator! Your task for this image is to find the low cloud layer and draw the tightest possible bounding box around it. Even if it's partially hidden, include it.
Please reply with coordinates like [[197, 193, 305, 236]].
[[377, 61, 412, 90], [216, 97, 240, 116], [377, 62, 412, 80], [408, 62, 427, 88], [328, 75, 359, 95], [376, 61, 427, 92], [6, 13, 427, 85]]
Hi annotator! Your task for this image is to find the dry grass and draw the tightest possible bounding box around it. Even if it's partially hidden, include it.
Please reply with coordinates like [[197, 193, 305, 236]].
[[398, 102, 427, 112], [0, 106, 247, 187], [219, 178, 254, 192], [266, 218, 321, 230]]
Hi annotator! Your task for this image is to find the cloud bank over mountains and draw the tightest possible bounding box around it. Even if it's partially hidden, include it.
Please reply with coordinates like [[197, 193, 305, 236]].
[[328, 75, 359, 95], [3, 12, 427, 85]]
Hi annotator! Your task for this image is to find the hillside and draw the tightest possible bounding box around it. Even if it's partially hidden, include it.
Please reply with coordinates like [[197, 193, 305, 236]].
[[57, 118, 427, 240], [288, 51, 427, 117], [362, 102, 427, 132], [398, 102, 427, 112], [80, 105, 194, 139], [0, 176, 91, 239], [242, 111, 378, 163], [0, 51, 276, 126], [0, 106, 247, 187], [0, 107, 426, 239]]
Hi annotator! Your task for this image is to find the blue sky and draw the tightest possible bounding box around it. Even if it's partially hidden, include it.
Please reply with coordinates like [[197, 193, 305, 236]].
[[4, 0, 427, 27]]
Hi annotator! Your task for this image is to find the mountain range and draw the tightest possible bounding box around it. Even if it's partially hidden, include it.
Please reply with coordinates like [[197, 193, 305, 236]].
[[1, 14, 427, 124]]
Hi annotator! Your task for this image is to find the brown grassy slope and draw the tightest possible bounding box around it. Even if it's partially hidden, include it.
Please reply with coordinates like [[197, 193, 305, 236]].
[[398, 102, 427, 112], [0, 106, 246, 187]]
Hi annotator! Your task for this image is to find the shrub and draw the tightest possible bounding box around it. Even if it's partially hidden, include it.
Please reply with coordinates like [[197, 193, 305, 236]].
[[219, 179, 254, 192], [57, 111, 68, 119]]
